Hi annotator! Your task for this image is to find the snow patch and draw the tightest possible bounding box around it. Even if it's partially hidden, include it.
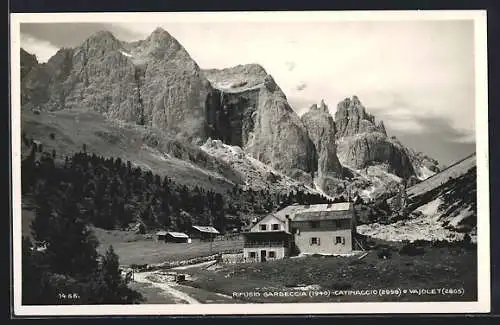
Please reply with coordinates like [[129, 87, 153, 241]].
[[448, 207, 474, 228], [312, 177, 336, 201], [360, 186, 377, 200], [120, 50, 133, 58], [417, 166, 436, 180], [357, 220, 465, 243], [201, 139, 323, 195], [416, 198, 443, 218]]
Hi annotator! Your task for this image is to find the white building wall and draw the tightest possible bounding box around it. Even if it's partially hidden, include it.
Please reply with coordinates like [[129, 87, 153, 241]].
[[250, 215, 286, 232], [294, 229, 353, 255], [243, 246, 287, 262]]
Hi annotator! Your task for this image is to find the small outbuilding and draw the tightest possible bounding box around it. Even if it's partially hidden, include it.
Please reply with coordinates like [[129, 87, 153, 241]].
[[190, 225, 220, 241], [156, 230, 168, 242], [157, 231, 190, 243]]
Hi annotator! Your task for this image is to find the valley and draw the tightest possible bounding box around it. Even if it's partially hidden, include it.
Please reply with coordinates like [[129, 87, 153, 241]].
[[18, 26, 479, 306]]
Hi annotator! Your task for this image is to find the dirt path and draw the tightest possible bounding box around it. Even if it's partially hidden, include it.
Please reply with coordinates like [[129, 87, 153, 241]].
[[133, 272, 200, 304], [171, 260, 217, 270]]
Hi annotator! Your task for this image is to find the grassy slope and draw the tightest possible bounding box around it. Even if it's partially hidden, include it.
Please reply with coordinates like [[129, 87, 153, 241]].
[[93, 227, 244, 265], [184, 243, 477, 303], [21, 109, 241, 193], [406, 153, 476, 199]]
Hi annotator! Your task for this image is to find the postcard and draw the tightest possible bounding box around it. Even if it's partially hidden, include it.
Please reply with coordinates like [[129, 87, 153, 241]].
[[10, 10, 490, 316]]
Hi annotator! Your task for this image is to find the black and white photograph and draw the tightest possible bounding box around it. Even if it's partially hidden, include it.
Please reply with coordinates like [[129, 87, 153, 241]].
[[10, 10, 490, 315]]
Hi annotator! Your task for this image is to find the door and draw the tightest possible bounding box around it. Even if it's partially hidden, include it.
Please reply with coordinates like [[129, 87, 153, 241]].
[[260, 250, 267, 262]]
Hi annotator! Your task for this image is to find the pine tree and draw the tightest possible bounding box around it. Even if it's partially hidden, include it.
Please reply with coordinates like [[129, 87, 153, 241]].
[[31, 190, 54, 244], [45, 193, 99, 278], [101, 246, 123, 302]]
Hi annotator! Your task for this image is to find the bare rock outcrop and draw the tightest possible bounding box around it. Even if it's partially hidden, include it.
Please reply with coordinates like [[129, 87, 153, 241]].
[[20, 28, 213, 143], [204, 65, 317, 185], [20, 48, 38, 79], [335, 95, 387, 138], [335, 96, 415, 179], [300, 100, 343, 191], [406, 148, 441, 180]]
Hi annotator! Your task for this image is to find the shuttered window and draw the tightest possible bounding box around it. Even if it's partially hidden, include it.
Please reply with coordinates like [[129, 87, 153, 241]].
[[310, 237, 320, 245]]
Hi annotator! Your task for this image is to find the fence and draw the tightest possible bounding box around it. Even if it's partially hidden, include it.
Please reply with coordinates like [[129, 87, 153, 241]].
[[220, 253, 280, 264], [129, 254, 220, 272]]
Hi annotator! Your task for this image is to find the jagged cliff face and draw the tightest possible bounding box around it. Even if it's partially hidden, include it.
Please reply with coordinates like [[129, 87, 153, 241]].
[[20, 28, 441, 199], [335, 96, 416, 179], [21, 28, 212, 143], [20, 48, 38, 79], [203, 64, 267, 147], [335, 96, 386, 138], [204, 66, 317, 185], [301, 100, 343, 191]]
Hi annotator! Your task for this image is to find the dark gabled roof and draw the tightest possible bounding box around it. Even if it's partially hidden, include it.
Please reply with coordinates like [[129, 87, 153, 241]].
[[242, 230, 293, 239], [275, 203, 353, 221], [292, 211, 353, 221]]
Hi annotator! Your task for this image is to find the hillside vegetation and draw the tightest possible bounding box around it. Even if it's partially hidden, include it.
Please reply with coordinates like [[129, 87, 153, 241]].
[[22, 140, 335, 234]]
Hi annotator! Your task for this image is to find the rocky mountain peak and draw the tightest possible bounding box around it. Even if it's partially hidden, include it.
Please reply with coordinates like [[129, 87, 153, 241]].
[[20, 48, 39, 78], [82, 30, 122, 51], [309, 99, 329, 114], [138, 27, 191, 64], [146, 27, 178, 45], [335, 95, 415, 179], [301, 100, 343, 189], [263, 74, 278, 92], [335, 95, 385, 138]]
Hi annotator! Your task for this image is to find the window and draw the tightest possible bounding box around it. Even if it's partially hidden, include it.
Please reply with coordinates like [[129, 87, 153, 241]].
[[272, 224, 279, 230], [269, 251, 276, 258], [260, 224, 267, 231], [310, 237, 320, 245], [249, 251, 256, 258], [335, 220, 341, 228], [309, 221, 320, 229], [335, 236, 344, 244]]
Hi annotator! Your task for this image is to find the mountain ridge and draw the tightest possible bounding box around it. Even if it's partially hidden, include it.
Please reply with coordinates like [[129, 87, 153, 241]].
[[20, 28, 442, 199]]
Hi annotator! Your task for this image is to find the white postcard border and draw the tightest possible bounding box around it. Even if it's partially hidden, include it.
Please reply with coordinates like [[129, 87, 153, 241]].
[[10, 10, 490, 316]]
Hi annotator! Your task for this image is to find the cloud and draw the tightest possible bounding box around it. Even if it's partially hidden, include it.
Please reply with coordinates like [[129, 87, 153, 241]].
[[20, 23, 140, 48], [285, 61, 296, 71], [450, 133, 476, 144], [412, 116, 476, 144], [287, 96, 316, 115], [20, 33, 59, 63], [295, 81, 307, 91]]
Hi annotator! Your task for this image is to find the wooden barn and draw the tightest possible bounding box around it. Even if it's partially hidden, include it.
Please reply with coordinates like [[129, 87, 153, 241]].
[[156, 230, 168, 242], [157, 231, 190, 243], [190, 225, 220, 241]]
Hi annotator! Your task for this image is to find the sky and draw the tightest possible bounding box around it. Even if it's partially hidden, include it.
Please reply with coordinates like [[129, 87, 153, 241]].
[[19, 18, 478, 166]]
